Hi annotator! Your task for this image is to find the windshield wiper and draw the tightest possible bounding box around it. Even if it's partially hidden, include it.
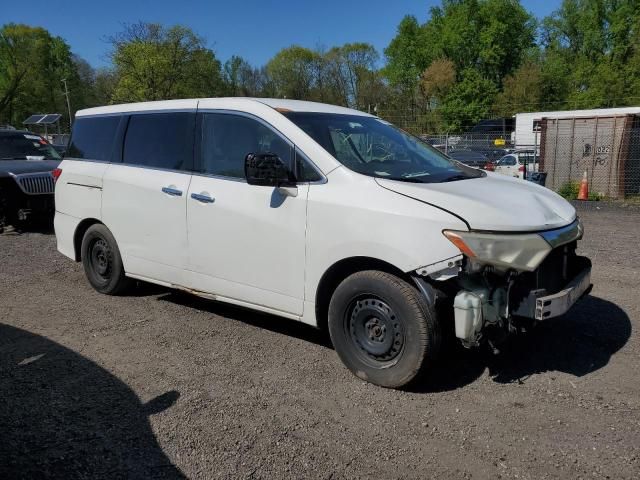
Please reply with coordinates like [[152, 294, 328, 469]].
[[384, 176, 425, 183], [402, 171, 431, 179], [0, 156, 28, 160], [441, 174, 471, 182]]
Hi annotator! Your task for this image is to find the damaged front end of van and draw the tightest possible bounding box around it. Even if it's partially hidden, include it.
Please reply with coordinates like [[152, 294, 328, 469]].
[[415, 219, 592, 350]]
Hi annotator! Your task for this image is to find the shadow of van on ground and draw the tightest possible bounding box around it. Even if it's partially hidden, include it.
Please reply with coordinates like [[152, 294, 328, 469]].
[[160, 291, 630, 393], [415, 295, 631, 392], [0, 323, 184, 479], [159, 290, 332, 349]]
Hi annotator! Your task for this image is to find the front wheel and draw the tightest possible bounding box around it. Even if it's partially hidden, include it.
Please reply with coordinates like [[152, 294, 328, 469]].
[[81, 224, 132, 295], [328, 271, 441, 388]]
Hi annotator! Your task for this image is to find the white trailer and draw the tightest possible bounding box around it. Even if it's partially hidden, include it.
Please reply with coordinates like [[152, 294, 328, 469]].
[[514, 106, 640, 148]]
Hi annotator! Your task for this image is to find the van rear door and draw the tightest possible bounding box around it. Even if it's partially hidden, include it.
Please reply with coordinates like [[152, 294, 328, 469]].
[[101, 109, 196, 285]]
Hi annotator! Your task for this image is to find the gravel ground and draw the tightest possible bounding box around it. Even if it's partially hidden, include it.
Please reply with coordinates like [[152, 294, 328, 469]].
[[1, 203, 639, 479]]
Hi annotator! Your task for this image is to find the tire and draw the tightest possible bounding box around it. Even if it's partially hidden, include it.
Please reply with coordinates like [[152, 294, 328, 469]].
[[81, 224, 133, 295], [328, 270, 441, 388]]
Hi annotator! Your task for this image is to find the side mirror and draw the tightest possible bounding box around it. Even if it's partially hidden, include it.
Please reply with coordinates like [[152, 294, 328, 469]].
[[245, 152, 295, 187]]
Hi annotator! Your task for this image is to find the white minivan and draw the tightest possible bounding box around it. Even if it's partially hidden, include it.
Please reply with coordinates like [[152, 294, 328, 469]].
[[54, 98, 592, 388]]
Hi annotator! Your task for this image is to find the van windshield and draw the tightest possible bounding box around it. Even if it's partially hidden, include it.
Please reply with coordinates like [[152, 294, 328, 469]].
[[283, 112, 483, 183]]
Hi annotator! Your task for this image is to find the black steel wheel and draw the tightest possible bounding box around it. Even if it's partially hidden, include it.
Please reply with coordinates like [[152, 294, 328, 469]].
[[89, 238, 112, 281], [81, 224, 132, 295], [328, 270, 441, 388], [347, 296, 405, 365]]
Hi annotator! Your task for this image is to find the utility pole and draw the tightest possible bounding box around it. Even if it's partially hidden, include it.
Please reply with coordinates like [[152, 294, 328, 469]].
[[61, 79, 72, 131]]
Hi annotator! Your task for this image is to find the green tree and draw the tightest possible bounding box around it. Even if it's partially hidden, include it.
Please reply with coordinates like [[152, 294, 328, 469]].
[[109, 22, 226, 102], [93, 68, 118, 105], [0, 24, 83, 129], [440, 68, 497, 131], [541, 0, 640, 108], [419, 58, 456, 105], [425, 0, 536, 84], [383, 16, 428, 102], [266, 46, 320, 100], [325, 43, 380, 108], [383, 1, 536, 131], [385, 1, 536, 91], [494, 60, 544, 115], [223, 55, 269, 96], [223, 55, 244, 95]]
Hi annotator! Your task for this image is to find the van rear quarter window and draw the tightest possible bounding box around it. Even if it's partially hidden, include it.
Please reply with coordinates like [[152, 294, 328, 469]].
[[123, 112, 195, 171], [67, 116, 120, 161]]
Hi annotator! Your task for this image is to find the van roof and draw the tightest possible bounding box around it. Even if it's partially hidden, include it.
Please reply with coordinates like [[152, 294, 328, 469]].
[[76, 98, 374, 118]]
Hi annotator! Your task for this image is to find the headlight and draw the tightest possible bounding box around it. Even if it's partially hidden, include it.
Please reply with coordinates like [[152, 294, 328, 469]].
[[443, 230, 552, 271]]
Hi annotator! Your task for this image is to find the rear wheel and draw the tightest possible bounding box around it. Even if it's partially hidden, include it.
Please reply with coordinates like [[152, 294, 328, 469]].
[[81, 224, 132, 295], [328, 270, 441, 388]]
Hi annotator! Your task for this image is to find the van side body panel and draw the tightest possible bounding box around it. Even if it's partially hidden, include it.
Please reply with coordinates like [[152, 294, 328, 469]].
[[54, 159, 108, 221], [101, 164, 192, 285], [54, 159, 109, 260], [54, 209, 82, 260], [186, 177, 309, 317], [300, 168, 466, 326]]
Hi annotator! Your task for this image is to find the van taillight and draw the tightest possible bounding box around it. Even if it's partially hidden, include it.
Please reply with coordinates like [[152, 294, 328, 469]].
[[518, 165, 525, 172], [52, 168, 62, 183]]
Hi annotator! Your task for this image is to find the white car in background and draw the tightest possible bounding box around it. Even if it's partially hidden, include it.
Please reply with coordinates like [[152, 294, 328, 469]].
[[494, 150, 539, 179], [53, 98, 591, 388]]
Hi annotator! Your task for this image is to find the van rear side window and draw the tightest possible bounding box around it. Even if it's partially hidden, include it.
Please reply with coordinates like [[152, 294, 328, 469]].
[[67, 116, 120, 161], [123, 113, 195, 171]]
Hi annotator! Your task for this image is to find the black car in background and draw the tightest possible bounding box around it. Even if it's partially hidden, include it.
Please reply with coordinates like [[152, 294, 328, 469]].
[[0, 130, 61, 232], [462, 118, 514, 148], [446, 148, 489, 168]]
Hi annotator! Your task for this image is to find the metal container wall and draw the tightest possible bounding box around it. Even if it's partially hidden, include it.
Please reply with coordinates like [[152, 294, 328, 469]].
[[540, 114, 639, 199]]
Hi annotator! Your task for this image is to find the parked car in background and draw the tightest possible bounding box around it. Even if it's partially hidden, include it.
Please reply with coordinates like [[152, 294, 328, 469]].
[[473, 147, 513, 162], [0, 129, 60, 231], [418, 135, 446, 152], [52, 144, 67, 156], [483, 160, 496, 171], [447, 149, 488, 168], [55, 98, 591, 389], [494, 150, 539, 179], [49, 133, 70, 157]]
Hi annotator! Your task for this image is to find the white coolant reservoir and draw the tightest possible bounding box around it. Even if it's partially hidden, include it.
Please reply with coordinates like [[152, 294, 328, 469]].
[[453, 291, 484, 343]]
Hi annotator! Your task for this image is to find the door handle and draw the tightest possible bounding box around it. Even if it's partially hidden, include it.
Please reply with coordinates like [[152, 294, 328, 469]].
[[191, 192, 215, 203], [162, 186, 183, 196]]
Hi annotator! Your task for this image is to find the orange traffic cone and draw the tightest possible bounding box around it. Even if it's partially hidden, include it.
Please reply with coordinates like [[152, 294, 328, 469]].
[[577, 171, 589, 200]]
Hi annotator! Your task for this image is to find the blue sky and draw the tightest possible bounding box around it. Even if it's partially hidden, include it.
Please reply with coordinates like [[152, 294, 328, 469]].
[[2, 0, 560, 68]]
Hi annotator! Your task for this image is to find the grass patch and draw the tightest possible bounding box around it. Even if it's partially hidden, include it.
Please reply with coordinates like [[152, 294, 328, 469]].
[[558, 181, 601, 201]]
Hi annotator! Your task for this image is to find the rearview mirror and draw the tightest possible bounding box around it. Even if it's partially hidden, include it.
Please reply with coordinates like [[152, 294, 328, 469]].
[[245, 153, 295, 187]]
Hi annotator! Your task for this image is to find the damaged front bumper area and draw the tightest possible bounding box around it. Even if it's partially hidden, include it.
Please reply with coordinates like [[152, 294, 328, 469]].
[[417, 220, 592, 348], [513, 257, 592, 321]]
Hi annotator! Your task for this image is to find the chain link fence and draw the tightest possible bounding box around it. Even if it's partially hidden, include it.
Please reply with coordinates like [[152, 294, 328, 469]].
[[538, 116, 640, 201], [378, 112, 640, 204]]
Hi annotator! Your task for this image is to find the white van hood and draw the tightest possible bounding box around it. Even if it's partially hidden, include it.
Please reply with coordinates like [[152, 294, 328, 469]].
[[376, 173, 576, 232]]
